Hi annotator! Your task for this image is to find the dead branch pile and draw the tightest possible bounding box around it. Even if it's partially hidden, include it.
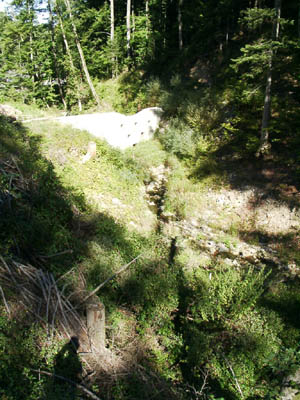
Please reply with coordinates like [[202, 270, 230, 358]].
[[0, 256, 87, 340]]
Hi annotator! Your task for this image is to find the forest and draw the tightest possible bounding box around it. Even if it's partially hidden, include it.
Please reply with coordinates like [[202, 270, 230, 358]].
[[0, 0, 300, 399]]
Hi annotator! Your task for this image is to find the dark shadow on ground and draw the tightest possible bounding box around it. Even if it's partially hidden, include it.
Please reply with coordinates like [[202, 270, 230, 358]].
[[45, 337, 83, 400]]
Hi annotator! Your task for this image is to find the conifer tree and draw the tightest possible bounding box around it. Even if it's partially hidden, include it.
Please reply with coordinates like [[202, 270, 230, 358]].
[[62, 0, 101, 107], [231, 0, 287, 156]]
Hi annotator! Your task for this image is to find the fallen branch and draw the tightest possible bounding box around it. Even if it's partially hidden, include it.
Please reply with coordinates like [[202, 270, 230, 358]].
[[38, 249, 73, 259], [56, 267, 75, 283], [77, 254, 142, 307], [11, 156, 24, 182], [30, 369, 102, 400], [222, 355, 244, 399], [0, 285, 10, 315], [0, 258, 86, 339]]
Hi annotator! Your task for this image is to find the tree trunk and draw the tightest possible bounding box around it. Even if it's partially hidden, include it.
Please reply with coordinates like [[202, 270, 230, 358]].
[[110, 0, 115, 76], [48, 0, 67, 109], [56, 3, 82, 111], [256, 0, 281, 157], [126, 0, 131, 59], [162, 0, 167, 49], [178, 0, 183, 51], [63, 0, 101, 108], [146, 0, 150, 38], [26, 0, 36, 90], [110, 0, 114, 42]]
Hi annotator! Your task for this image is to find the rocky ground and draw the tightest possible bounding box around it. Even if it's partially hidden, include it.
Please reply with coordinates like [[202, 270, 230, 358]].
[[145, 162, 300, 278]]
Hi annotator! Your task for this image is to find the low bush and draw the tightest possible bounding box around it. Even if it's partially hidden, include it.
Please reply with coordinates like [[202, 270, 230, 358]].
[[177, 265, 293, 399]]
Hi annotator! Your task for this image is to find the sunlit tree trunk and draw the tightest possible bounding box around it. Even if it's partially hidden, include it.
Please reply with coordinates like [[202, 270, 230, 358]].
[[178, 0, 183, 50], [146, 0, 150, 38], [126, 0, 131, 59], [110, 0, 116, 76], [256, 0, 281, 157], [63, 0, 100, 107], [162, 0, 167, 49], [26, 0, 36, 90], [56, 3, 82, 111], [48, 0, 67, 109]]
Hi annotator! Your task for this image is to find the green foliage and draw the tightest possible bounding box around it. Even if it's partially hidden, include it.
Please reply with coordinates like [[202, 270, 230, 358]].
[[115, 72, 164, 113], [159, 118, 195, 159], [262, 281, 300, 348], [0, 315, 46, 399], [0, 0, 300, 398], [0, 313, 85, 400], [178, 265, 290, 398], [239, 7, 275, 30], [188, 265, 268, 322]]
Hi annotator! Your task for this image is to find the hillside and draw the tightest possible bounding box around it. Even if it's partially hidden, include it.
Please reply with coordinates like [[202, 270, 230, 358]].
[[1, 0, 300, 397], [0, 100, 300, 400]]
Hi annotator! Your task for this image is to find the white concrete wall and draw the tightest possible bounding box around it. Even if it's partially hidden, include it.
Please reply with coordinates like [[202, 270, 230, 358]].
[[57, 107, 163, 149]]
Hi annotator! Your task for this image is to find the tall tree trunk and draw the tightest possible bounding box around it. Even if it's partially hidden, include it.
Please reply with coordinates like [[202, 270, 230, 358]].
[[256, 0, 281, 157], [110, 0, 115, 76], [26, 0, 36, 90], [56, 3, 82, 111], [131, 7, 135, 55], [162, 0, 167, 49], [146, 0, 150, 38], [178, 0, 183, 51], [226, 17, 229, 47], [48, 0, 67, 109], [110, 0, 114, 42], [126, 0, 131, 59], [63, 0, 101, 107]]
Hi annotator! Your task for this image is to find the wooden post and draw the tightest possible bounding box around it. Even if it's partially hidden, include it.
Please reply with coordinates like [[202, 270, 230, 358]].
[[86, 297, 105, 352]]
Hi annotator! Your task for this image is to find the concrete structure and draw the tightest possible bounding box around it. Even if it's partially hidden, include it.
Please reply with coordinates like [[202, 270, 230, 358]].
[[57, 107, 163, 149]]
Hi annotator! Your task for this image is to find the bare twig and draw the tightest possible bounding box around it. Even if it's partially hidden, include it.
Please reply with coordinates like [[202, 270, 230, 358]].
[[78, 254, 142, 307], [0, 285, 10, 315], [56, 267, 75, 283], [0, 256, 18, 285], [11, 156, 24, 181], [199, 368, 209, 397], [30, 369, 102, 400], [16, 263, 39, 285], [222, 355, 244, 399], [38, 249, 73, 259], [19, 300, 48, 326], [52, 277, 72, 334]]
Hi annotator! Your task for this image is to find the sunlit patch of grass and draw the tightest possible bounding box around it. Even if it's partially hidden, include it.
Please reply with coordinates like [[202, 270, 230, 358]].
[[27, 120, 158, 232]]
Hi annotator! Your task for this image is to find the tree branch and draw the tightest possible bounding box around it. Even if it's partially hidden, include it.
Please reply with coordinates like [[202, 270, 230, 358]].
[[77, 254, 142, 308]]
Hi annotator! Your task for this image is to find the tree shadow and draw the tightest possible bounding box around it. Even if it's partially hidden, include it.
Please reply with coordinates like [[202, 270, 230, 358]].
[[0, 115, 86, 271]]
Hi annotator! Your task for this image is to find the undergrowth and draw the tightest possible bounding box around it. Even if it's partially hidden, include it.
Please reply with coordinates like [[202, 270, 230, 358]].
[[0, 73, 300, 399]]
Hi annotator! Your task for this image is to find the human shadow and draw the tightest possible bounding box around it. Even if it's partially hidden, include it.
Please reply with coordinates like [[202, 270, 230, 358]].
[[46, 337, 82, 400]]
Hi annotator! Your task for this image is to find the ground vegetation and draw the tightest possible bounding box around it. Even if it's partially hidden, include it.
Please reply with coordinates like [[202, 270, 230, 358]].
[[0, 0, 300, 399]]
